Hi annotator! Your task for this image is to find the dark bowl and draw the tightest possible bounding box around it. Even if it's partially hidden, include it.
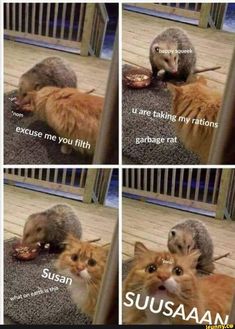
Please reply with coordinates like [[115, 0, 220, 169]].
[[12, 242, 39, 261], [123, 67, 152, 89]]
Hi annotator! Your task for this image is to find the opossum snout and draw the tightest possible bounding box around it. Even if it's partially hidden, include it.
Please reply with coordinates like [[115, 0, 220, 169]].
[[18, 94, 31, 107]]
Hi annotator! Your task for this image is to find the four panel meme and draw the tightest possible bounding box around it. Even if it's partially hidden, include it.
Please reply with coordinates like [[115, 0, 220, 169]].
[[1, 1, 235, 326]]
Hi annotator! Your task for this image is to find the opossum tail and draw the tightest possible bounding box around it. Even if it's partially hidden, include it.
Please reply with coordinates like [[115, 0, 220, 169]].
[[86, 88, 95, 94], [194, 66, 221, 74], [213, 252, 230, 262]]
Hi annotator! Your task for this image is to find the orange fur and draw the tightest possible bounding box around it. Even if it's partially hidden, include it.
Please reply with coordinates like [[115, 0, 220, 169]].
[[123, 242, 235, 325], [168, 76, 222, 163], [56, 235, 109, 319], [28, 87, 104, 156]]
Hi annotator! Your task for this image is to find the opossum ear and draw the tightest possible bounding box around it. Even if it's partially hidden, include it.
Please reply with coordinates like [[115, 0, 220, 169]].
[[170, 230, 176, 237], [58, 241, 67, 252], [134, 241, 149, 258], [35, 83, 41, 91]]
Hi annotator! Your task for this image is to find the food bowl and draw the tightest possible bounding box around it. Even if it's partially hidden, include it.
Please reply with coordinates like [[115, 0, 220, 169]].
[[13, 242, 39, 261], [123, 67, 152, 89]]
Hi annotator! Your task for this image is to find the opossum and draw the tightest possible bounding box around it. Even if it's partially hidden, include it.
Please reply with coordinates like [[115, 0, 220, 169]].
[[18, 57, 77, 106], [149, 28, 197, 81], [22, 204, 82, 251], [167, 219, 214, 274]]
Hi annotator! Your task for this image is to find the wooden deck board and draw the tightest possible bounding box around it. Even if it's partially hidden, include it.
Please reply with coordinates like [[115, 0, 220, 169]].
[[122, 197, 235, 277], [4, 185, 117, 245], [4, 40, 111, 97], [123, 10, 235, 92]]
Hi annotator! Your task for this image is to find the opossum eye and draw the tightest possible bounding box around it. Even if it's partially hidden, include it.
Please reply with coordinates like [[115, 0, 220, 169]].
[[36, 227, 42, 233], [146, 263, 157, 273], [22, 93, 27, 98], [174, 56, 177, 61], [165, 58, 169, 63], [88, 258, 96, 267], [177, 244, 182, 250], [71, 254, 78, 261], [155, 46, 160, 53], [173, 266, 183, 276]]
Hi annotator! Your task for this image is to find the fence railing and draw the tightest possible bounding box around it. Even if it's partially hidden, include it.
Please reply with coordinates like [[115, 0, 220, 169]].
[[123, 168, 235, 220], [4, 168, 87, 197], [123, 168, 222, 212], [209, 48, 235, 165], [227, 171, 235, 220], [81, 3, 109, 57], [4, 168, 113, 205], [125, 3, 228, 29], [4, 3, 109, 57]]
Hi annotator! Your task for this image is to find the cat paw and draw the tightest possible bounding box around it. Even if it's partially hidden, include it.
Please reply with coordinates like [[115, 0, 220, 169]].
[[61, 144, 73, 154]]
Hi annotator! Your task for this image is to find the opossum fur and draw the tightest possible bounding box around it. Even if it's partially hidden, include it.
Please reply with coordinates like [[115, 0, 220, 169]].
[[23, 204, 82, 249], [167, 219, 214, 274], [18, 57, 77, 105], [149, 28, 196, 81]]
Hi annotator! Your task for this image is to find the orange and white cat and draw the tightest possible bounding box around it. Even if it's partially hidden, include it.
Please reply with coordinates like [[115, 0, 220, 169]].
[[56, 235, 109, 319], [26, 87, 103, 156], [123, 242, 235, 325], [168, 76, 222, 163]]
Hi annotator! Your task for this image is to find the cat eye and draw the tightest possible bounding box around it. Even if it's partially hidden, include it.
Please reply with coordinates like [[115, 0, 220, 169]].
[[36, 227, 42, 232], [173, 266, 184, 276], [177, 244, 182, 250], [71, 254, 78, 262], [88, 258, 96, 266], [165, 59, 169, 63], [145, 264, 157, 273]]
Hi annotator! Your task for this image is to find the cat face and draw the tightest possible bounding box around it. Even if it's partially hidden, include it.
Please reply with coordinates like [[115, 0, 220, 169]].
[[57, 236, 109, 285], [126, 242, 200, 304]]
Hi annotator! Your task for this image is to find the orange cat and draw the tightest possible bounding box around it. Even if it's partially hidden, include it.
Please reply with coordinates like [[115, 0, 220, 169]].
[[56, 235, 109, 319], [123, 242, 235, 325], [26, 87, 103, 156], [168, 77, 222, 163]]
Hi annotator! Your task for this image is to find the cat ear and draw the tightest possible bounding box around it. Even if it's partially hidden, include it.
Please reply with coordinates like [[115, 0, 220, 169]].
[[101, 243, 110, 255], [134, 242, 149, 258], [27, 91, 37, 100], [197, 75, 207, 86], [167, 83, 181, 100], [187, 250, 201, 269], [64, 233, 80, 246]]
